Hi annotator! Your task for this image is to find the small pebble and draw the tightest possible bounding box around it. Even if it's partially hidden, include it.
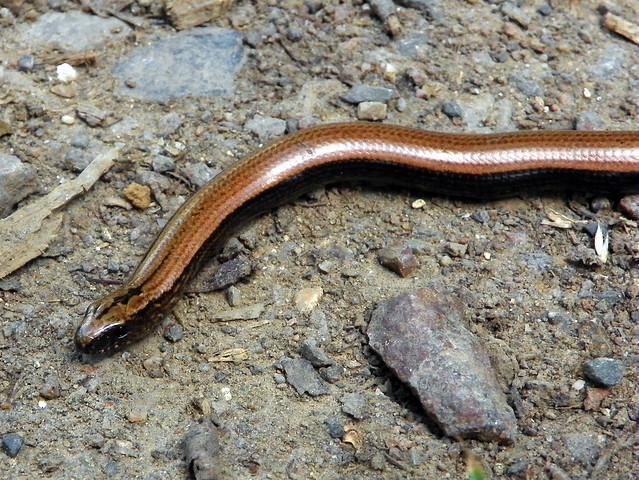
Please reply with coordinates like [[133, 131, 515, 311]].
[[378, 244, 418, 277], [164, 324, 184, 343], [357, 101, 387, 121], [300, 339, 334, 367], [18, 54, 35, 71], [294, 287, 323, 312], [471, 210, 490, 224], [57, 63, 77, 83], [441, 101, 463, 119], [582, 358, 625, 387], [341, 392, 368, 420], [127, 406, 148, 423], [226, 285, 241, 307], [281, 357, 330, 396], [589, 196, 611, 213], [618, 195, 639, 220], [123, 182, 152, 209], [444, 242, 467, 258], [324, 417, 346, 439], [319, 363, 345, 383], [152, 154, 175, 173], [181, 163, 219, 188], [40, 374, 62, 400], [209, 255, 252, 290], [212, 303, 264, 321], [341, 83, 395, 104], [2, 433, 24, 458], [245, 114, 287, 140]]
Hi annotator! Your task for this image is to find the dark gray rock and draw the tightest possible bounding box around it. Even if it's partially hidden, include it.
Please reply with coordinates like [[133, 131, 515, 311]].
[[441, 101, 463, 119], [2, 433, 24, 458], [282, 357, 330, 396], [582, 358, 625, 387], [341, 83, 396, 104], [368, 289, 517, 444], [510, 75, 544, 97], [209, 255, 252, 291], [112, 28, 244, 102], [164, 324, 184, 344], [300, 339, 334, 367], [324, 416, 345, 438]]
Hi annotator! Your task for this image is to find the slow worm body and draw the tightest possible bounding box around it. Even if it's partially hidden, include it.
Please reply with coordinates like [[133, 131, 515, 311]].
[[75, 122, 639, 354]]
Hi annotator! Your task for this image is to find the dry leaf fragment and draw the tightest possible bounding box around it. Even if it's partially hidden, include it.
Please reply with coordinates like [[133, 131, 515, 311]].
[[209, 348, 248, 363], [593, 223, 609, 264], [341, 425, 362, 449], [541, 209, 576, 229]]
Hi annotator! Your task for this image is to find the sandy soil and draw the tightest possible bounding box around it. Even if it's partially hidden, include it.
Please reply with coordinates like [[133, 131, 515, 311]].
[[1, 1, 637, 479]]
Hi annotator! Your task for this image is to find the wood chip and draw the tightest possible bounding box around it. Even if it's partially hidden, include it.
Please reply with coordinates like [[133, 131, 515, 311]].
[[167, 0, 234, 30], [0, 147, 119, 279], [603, 12, 639, 45]]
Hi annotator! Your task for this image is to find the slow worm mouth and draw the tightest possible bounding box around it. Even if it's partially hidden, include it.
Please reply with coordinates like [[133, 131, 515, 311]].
[[74, 122, 639, 354]]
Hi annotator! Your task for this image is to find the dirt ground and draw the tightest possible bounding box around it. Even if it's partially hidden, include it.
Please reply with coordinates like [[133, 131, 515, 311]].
[[1, 1, 638, 479]]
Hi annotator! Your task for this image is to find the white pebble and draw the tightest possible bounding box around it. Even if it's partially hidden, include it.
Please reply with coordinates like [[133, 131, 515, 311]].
[[61, 114, 75, 125], [57, 63, 78, 83]]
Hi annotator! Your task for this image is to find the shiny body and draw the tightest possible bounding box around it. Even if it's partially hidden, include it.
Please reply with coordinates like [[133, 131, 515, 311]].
[[75, 122, 639, 354]]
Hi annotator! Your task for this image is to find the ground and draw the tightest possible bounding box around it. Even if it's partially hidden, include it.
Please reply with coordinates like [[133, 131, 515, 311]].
[[0, 1, 638, 479]]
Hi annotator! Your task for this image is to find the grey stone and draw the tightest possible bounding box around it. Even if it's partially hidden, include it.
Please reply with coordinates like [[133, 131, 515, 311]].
[[152, 155, 176, 173], [341, 392, 368, 420], [112, 28, 244, 103], [341, 83, 396, 104], [324, 416, 345, 438], [181, 162, 220, 188], [368, 289, 517, 443], [26, 11, 130, 51], [209, 255, 252, 291], [441, 101, 463, 119], [2, 433, 24, 458], [300, 339, 334, 367], [510, 75, 544, 97], [282, 357, 330, 396], [244, 114, 287, 140], [0, 153, 37, 218], [582, 358, 625, 387], [559, 433, 604, 466]]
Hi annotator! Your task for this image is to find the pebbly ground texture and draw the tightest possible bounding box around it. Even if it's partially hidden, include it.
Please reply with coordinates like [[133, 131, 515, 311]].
[[1, 1, 638, 479]]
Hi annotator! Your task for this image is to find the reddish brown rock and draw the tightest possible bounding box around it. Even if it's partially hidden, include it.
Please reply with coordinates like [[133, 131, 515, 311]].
[[368, 289, 517, 444]]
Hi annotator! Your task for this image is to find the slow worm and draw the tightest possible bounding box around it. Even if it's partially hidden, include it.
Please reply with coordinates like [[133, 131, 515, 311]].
[[75, 122, 639, 354]]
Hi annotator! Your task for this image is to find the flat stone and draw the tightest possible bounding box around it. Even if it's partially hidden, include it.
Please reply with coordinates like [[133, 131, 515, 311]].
[[26, 11, 130, 51], [368, 289, 517, 444], [300, 339, 334, 368], [582, 358, 625, 387], [281, 357, 330, 396], [209, 255, 252, 290], [244, 114, 287, 140], [341, 83, 396, 104], [112, 27, 244, 102]]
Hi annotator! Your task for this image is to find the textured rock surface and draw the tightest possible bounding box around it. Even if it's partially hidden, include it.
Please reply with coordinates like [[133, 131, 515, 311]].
[[369, 289, 517, 443]]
